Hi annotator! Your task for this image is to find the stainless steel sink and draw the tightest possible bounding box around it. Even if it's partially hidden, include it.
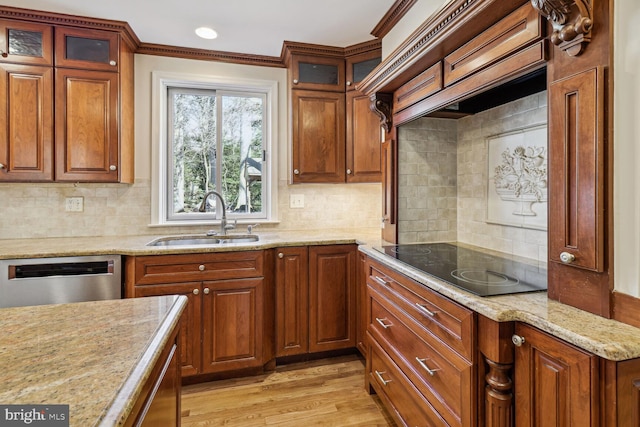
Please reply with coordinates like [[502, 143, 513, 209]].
[[147, 234, 259, 247]]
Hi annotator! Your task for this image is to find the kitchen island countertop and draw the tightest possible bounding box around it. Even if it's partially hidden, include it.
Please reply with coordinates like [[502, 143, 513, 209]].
[[0, 295, 187, 426]]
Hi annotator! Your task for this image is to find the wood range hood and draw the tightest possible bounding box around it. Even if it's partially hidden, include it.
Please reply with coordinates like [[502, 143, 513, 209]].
[[358, 0, 619, 320], [358, 0, 549, 127]]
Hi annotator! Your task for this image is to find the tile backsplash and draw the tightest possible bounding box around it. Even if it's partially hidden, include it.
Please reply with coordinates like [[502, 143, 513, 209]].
[[0, 180, 382, 239], [398, 92, 548, 262]]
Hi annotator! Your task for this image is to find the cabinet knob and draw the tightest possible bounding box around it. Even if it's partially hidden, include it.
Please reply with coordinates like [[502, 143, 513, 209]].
[[512, 334, 526, 347], [293, 169, 300, 175], [293, 79, 299, 84], [198, 264, 205, 271], [346, 169, 352, 175], [559, 252, 576, 264], [109, 60, 117, 66], [278, 253, 284, 259], [203, 287, 210, 295], [346, 81, 352, 86], [193, 288, 199, 295], [0, 50, 7, 58], [109, 165, 117, 171], [0, 162, 5, 170]]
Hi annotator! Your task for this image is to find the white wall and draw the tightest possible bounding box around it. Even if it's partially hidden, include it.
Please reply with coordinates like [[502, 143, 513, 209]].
[[614, 1, 640, 297], [381, 0, 447, 58]]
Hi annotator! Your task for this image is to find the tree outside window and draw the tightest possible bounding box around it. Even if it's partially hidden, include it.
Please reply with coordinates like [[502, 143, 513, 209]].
[[168, 87, 265, 221]]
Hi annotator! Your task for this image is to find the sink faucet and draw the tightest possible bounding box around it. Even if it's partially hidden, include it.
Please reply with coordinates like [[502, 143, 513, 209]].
[[198, 190, 235, 235]]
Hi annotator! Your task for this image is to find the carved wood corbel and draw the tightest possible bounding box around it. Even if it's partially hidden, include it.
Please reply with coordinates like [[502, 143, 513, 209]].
[[530, 0, 593, 56], [369, 93, 393, 133]]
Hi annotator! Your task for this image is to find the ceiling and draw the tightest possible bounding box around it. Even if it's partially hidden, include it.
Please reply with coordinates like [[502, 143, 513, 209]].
[[4, 0, 397, 57]]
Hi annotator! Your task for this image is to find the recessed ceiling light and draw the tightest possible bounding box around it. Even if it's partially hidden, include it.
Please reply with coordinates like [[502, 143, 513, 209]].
[[195, 27, 218, 40]]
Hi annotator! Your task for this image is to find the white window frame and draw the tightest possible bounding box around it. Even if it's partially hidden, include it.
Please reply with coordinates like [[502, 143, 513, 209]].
[[150, 71, 278, 226]]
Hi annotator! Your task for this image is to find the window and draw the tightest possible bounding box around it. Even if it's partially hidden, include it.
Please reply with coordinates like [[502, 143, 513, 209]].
[[152, 72, 277, 225]]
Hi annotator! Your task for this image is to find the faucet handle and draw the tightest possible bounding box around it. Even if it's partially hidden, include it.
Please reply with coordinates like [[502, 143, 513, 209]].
[[247, 224, 260, 234]]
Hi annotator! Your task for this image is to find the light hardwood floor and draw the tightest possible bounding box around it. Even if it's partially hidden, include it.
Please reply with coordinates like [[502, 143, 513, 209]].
[[181, 354, 396, 426]]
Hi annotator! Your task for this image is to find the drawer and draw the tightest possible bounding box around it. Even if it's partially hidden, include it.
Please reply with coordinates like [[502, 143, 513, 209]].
[[393, 62, 442, 113], [129, 251, 264, 285], [367, 259, 474, 360], [443, 3, 543, 87], [368, 337, 450, 427], [369, 287, 473, 426]]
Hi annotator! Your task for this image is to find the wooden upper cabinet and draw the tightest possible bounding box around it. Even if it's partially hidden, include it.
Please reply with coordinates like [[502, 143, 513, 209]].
[[514, 323, 599, 426], [291, 90, 346, 183], [290, 54, 345, 92], [346, 90, 382, 183], [54, 26, 119, 72], [0, 19, 53, 66], [0, 63, 53, 181], [346, 50, 380, 91], [548, 67, 604, 273], [55, 68, 119, 182]]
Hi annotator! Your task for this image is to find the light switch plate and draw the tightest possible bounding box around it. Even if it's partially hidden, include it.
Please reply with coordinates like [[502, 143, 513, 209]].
[[290, 194, 304, 208], [65, 197, 84, 212]]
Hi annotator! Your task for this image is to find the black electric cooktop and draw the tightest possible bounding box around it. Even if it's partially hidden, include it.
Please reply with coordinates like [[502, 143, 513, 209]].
[[376, 242, 547, 297]]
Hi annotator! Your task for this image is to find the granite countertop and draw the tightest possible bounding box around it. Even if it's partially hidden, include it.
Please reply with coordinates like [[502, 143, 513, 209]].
[[0, 230, 382, 260], [0, 295, 187, 426], [1, 231, 639, 363], [361, 245, 640, 362]]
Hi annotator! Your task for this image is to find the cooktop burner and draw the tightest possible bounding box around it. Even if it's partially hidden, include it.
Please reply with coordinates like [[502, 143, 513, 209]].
[[376, 242, 546, 296]]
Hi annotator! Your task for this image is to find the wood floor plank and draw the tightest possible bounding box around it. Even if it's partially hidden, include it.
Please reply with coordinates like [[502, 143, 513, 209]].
[[181, 354, 396, 427]]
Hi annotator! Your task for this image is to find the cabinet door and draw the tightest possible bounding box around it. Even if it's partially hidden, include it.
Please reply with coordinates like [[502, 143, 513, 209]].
[[55, 68, 119, 182], [201, 278, 264, 373], [0, 64, 53, 181], [381, 136, 398, 243], [290, 54, 345, 92], [356, 252, 367, 356], [54, 26, 119, 72], [309, 245, 357, 352], [0, 19, 53, 66], [275, 246, 309, 357], [514, 323, 598, 426], [345, 51, 381, 91], [292, 90, 345, 183], [134, 283, 202, 377], [346, 90, 382, 183]]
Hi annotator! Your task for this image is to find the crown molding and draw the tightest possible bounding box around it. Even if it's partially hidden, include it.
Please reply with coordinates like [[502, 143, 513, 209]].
[[0, 5, 140, 50], [371, 0, 418, 39], [137, 42, 284, 68]]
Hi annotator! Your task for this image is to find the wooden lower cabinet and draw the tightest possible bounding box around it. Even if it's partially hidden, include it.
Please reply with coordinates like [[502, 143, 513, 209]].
[[275, 246, 309, 356], [275, 244, 358, 356], [364, 256, 475, 427], [513, 323, 599, 426], [126, 251, 270, 379], [124, 318, 181, 427], [309, 244, 357, 352]]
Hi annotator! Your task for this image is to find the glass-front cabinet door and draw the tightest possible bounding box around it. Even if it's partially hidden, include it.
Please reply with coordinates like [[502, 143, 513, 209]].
[[290, 54, 345, 92], [346, 51, 381, 91], [0, 19, 53, 66], [54, 26, 119, 72]]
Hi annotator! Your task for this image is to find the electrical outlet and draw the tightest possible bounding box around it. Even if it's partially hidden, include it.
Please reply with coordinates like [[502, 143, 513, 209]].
[[65, 197, 84, 212], [289, 194, 304, 209]]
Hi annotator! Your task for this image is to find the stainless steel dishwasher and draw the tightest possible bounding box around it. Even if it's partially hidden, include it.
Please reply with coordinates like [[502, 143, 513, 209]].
[[0, 255, 122, 308]]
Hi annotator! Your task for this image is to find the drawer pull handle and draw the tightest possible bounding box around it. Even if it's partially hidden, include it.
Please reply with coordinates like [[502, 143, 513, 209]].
[[415, 357, 440, 376], [375, 317, 392, 329], [374, 370, 392, 386], [373, 275, 389, 286], [415, 303, 437, 317]]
